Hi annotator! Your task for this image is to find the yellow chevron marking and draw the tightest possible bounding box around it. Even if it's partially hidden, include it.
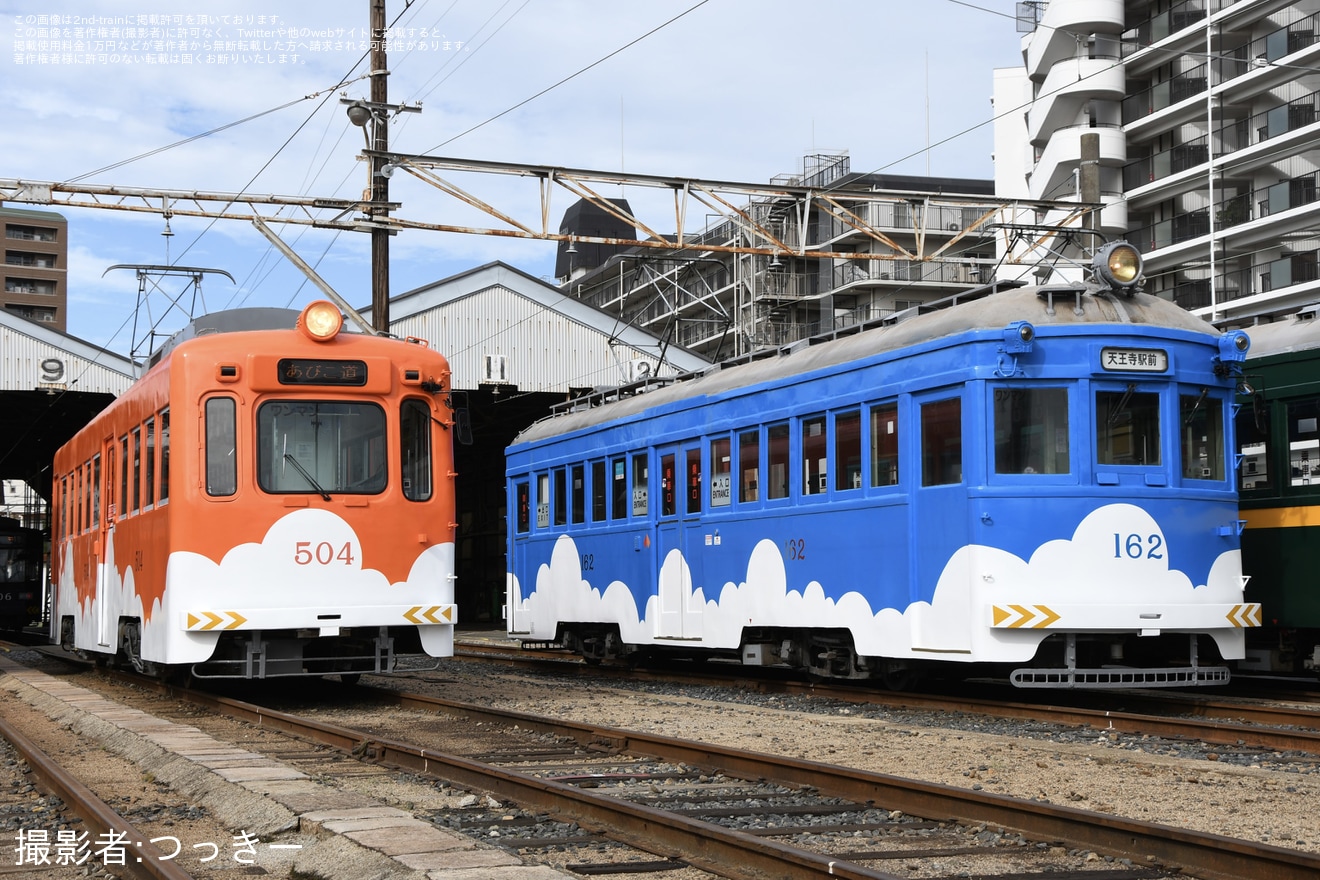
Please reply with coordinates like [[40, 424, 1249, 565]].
[[225, 612, 247, 630], [991, 604, 1061, 629], [1226, 603, 1263, 628]]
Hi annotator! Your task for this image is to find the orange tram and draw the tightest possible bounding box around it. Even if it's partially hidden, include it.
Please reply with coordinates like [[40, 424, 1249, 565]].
[[50, 301, 459, 680]]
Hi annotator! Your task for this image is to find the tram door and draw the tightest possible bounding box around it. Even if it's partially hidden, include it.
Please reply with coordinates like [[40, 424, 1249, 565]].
[[911, 392, 972, 652], [655, 444, 704, 641], [96, 436, 116, 648]]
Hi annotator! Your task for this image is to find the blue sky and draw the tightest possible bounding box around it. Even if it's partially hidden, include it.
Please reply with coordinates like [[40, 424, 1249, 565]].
[[4, 0, 1026, 358]]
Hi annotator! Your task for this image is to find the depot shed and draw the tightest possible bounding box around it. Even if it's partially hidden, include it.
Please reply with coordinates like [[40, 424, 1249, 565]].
[[371, 261, 709, 623]]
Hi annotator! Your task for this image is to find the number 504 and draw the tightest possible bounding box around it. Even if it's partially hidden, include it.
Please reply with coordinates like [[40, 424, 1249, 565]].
[[294, 540, 356, 566]]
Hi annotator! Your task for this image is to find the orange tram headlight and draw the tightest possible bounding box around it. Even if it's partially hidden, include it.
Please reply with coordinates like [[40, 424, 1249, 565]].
[[297, 300, 344, 342]]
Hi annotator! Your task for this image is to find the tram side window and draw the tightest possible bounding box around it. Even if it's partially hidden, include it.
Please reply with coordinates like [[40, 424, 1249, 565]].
[[835, 410, 861, 491], [768, 424, 790, 499], [802, 416, 827, 495], [710, 437, 732, 508], [59, 477, 67, 541], [738, 429, 760, 503], [536, 473, 550, 528], [1096, 386, 1161, 465], [1287, 398, 1320, 487], [870, 403, 899, 487], [921, 398, 963, 486], [82, 461, 93, 530], [205, 398, 237, 497], [591, 461, 607, 521], [571, 464, 585, 524], [159, 409, 170, 505], [631, 454, 649, 516], [401, 399, 432, 501], [119, 436, 129, 518], [104, 448, 115, 521], [660, 453, 676, 517], [1180, 392, 1224, 481], [516, 481, 530, 533], [553, 469, 567, 526], [611, 457, 627, 520], [1236, 397, 1272, 491], [130, 427, 142, 513], [144, 416, 156, 508], [686, 447, 702, 515], [994, 388, 1069, 474], [92, 455, 100, 526]]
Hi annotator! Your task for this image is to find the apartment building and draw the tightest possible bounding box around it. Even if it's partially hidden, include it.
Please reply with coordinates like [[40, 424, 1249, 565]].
[[997, 0, 1320, 325], [1, 207, 67, 332], [556, 153, 1029, 362]]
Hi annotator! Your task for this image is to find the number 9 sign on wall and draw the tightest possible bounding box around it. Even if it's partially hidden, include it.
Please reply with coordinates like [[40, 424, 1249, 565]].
[[38, 356, 67, 389]]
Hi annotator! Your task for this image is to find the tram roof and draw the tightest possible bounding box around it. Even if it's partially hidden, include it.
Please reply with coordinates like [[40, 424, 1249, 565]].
[[1239, 304, 1320, 360], [514, 281, 1222, 445]]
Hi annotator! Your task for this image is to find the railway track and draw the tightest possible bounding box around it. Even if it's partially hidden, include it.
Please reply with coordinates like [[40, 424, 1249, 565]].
[[23, 658, 1312, 880], [452, 642, 1320, 756], [0, 713, 194, 880]]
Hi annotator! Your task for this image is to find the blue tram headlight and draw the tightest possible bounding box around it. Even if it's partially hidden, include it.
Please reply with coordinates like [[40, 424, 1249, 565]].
[[1218, 329, 1250, 363], [1093, 241, 1143, 292], [1001, 321, 1035, 354]]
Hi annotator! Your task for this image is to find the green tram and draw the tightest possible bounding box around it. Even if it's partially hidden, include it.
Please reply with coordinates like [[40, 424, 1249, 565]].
[[1236, 304, 1320, 678]]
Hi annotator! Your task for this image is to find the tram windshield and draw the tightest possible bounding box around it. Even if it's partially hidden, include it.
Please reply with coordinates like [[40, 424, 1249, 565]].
[[257, 401, 387, 495]]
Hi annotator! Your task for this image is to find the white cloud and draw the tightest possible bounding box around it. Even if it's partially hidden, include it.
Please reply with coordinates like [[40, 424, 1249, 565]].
[[508, 503, 1248, 666]]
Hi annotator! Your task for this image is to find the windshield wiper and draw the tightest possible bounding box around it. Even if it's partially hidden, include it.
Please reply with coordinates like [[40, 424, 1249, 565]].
[[283, 451, 332, 501]]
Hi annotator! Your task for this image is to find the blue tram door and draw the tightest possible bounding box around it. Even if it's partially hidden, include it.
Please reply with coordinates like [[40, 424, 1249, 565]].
[[911, 392, 972, 651], [655, 444, 704, 641]]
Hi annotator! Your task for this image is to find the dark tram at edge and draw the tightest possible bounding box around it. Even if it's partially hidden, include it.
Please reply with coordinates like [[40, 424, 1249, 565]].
[[506, 242, 1261, 689]]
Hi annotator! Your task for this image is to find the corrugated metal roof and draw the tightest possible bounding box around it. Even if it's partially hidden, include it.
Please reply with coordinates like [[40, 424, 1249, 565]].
[[0, 310, 135, 395], [364, 261, 709, 393]]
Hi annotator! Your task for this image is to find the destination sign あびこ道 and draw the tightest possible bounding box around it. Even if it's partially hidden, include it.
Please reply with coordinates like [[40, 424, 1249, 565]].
[[1100, 347, 1167, 372], [277, 359, 368, 386]]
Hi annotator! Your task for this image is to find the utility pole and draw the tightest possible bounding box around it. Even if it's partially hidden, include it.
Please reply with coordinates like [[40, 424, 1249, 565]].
[[369, 0, 390, 333]]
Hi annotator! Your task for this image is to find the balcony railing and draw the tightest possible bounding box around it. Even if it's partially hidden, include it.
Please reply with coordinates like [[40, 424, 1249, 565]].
[[1122, 12, 1320, 124], [1122, 0, 1208, 53], [1123, 90, 1320, 189], [1132, 172, 1320, 253], [1172, 252, 1319, 309]]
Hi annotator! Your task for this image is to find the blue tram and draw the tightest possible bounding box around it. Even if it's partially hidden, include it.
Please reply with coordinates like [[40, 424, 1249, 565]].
[[505, 244, 1258, 688]]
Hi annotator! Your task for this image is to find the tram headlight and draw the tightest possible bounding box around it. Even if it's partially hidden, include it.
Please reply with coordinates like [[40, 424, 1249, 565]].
[[298, 300, 344, 342], [1093, 241, 1143, 292], [1001, 321, 1035, 354], [1218, 329, 1250, 363]]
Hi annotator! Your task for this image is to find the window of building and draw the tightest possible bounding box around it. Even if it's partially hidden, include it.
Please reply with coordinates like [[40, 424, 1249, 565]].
[[1180, 391, 1224, 481], [921, 397, 962, 486], [205, 398, 237, 497], [994, 387, 1070, 474], [1096, 386, 1161, 465]]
